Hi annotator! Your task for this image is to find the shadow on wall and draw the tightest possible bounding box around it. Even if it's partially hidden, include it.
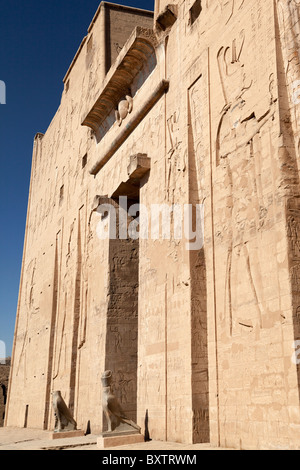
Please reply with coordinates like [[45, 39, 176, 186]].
[[275, 6, 300, 418]]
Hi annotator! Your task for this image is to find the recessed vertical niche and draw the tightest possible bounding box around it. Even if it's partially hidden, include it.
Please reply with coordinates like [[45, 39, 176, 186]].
[[24, 405, 29, 428], [82, 153, 88, 169], [87, 34, 93, 53], [65, 79, 70, 93], [105, 195, 140, 427], [59, 185, 64, 206], [190, 0, 202, 25]]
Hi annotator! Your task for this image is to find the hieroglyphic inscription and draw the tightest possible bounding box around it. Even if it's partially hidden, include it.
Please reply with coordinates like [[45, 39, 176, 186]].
[[287, 198, 300, 339]]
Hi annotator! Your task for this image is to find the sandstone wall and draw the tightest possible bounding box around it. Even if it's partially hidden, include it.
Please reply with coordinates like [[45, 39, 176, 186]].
[[6, 3, 153, 435], [6, 0, 300, 449], [0, 360, 10, 427]]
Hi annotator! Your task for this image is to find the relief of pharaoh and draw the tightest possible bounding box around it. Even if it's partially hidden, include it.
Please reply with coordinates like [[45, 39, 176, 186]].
[[215, 30, 276, 335]]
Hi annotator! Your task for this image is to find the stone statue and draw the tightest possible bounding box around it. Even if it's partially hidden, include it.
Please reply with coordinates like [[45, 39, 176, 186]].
[[52, 391, 77, 433], [101, 370, 141, 433], [115, 95, 133, 126]]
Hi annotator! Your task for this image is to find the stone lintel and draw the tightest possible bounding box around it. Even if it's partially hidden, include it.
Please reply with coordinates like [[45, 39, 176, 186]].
[[156, 4, 178, 30], [89, 79, 169, 175], [127, 154, 151, 180], [110, 154, 150, 200]]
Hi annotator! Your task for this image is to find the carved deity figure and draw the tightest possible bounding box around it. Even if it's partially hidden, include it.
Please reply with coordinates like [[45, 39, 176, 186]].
[[102, 370, 140, 434], [216, 30, 276, 334], [52, 391, 77, 433], [115, 95, 133, 126], [217, 0, 245, 24]]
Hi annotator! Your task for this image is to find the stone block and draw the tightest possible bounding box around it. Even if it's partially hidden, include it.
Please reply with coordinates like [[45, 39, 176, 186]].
[[49, 430, 85, 440], [97, 432, 144, 449]]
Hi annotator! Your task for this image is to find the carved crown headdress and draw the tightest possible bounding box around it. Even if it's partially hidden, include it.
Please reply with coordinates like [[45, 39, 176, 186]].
[[217, 29, 249, 105]]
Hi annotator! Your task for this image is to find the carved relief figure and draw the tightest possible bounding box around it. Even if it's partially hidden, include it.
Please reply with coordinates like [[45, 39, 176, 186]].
[[217, 0, 245, 24], [287, 198, 300, 339], [167, 111, 181, 155], [216, 31, 276, 334], [53, 222, 76, 382], [16, 259, 38, 377], [277, 0, 300, 136]]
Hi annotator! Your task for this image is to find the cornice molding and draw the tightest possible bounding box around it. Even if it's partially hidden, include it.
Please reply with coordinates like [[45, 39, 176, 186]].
[[81, 27, 159, 134]]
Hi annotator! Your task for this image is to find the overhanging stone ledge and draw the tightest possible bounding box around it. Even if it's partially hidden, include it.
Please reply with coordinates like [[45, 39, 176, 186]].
[[89, 79, 169, 175], [81, 26, 159, 134]]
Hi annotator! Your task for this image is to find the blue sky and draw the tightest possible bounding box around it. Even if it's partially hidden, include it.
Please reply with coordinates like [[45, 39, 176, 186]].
[[0, 0, 154, 357]]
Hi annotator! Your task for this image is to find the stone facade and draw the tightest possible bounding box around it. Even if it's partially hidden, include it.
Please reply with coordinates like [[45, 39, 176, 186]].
[[0, 360, 10, 427], [6, 0, 300, 450]]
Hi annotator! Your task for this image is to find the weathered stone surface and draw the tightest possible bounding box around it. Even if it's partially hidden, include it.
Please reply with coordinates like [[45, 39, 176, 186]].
[[49, 430, 85, 440], [0, 359, 10, 427], [6, 0, 300, 450], [97, 433, 144, 449]]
